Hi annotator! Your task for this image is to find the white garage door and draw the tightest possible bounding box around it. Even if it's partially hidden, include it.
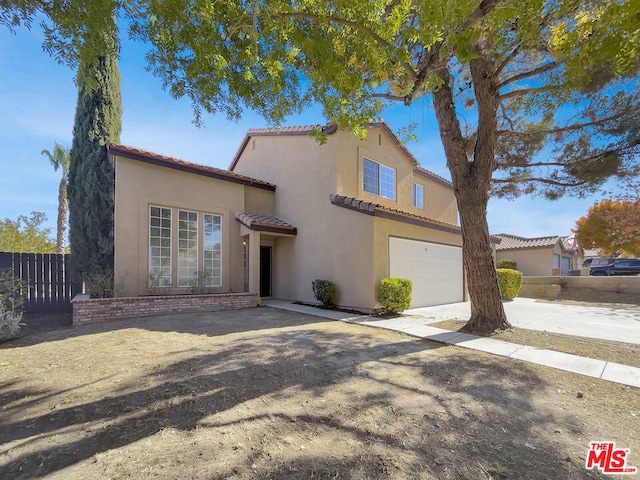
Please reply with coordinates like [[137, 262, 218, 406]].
[[389, 237, 464, 308]]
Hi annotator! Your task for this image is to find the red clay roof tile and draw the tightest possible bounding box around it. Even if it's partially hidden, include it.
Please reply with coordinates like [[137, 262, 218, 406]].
[[108, 143, 276, 191], [235, 211, 297, 235], [495, 233, 575, 252]]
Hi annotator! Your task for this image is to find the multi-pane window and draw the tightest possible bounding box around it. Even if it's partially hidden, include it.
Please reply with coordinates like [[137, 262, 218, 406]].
[[178, 210, 198, 287], [242, 240, 248, 287], [413, 183, 424, 209], [203, 214, 222, 286], [149, 206, 172, 287], [363, 158, 396, 200], [149, 207, 223, 289]]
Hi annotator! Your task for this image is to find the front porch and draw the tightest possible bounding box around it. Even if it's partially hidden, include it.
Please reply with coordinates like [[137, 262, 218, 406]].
[[236, 211, 298, 300]]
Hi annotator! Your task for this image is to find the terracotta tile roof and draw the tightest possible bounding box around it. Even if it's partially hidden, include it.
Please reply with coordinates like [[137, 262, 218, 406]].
[[229, 120, 452, 189], [495, 233, 576, 253], [235, 211, 297, 235], [244, 125, 337, 136], [329, 194, 468, 238], [583, 248, 603, 257], [108, 143, 276, 191]]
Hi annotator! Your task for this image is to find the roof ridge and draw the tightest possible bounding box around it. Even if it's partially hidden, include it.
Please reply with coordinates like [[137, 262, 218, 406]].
[[244, 124, 328, 135]]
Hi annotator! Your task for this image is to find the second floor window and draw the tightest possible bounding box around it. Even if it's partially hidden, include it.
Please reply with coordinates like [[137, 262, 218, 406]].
[[413, 183, 424, 209], [363, 158, 396, 200]]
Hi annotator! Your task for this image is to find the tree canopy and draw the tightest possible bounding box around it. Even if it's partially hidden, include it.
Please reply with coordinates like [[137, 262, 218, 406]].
[[0, 211, 57, 253], [575, 199, 640, 256]]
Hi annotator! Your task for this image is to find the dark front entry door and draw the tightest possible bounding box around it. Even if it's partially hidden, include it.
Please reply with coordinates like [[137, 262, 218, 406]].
[[260, 246, 272, 297]]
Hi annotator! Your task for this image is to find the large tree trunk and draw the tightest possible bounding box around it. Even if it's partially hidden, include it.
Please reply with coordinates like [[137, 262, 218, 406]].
[[56, 178, 67, 255], [432, 58, 511, 334]]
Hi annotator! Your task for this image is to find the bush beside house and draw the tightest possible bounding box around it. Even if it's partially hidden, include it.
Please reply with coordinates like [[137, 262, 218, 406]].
[[379, 278, 412, 313], [312, 279, 337, 307]]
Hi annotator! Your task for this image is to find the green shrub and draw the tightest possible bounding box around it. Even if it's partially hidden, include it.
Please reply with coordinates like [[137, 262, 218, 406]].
[[496, 259, 518, 270], [0, 269, 25, 341], [312, 279, 337, 306], [496, 268, 523, 300], [379, 277, 412, 313], [84, 271, 114, 298]]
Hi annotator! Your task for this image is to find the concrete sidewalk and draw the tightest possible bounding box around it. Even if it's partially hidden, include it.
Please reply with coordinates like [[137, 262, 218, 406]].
[[264, 299, 640, 389]]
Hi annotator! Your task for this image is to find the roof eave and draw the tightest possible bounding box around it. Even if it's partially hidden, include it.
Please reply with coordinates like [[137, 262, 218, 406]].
[[108, 143, 276, 192]]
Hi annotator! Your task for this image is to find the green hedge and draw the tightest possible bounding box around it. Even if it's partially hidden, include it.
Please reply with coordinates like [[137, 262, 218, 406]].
[[379, 277, 412, 313], [312, 279, 337, 306], [496, 268, 523, 300], [496, 259, 518, 270]]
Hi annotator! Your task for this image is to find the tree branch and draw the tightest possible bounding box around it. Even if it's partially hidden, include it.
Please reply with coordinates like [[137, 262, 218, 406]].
[[462, 0, 504, 30], [492, 176, 589, 187], [498, 85, 554, 100], [497, 113, 630, 138], [365, 92, 406, 102], [497, 61, 558, 89], [495, 161, 566, 168], [495, 44, 521, 77]]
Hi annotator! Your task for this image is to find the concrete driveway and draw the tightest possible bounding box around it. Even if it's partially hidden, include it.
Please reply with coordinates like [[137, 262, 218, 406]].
[[408, 297, 640, 344]]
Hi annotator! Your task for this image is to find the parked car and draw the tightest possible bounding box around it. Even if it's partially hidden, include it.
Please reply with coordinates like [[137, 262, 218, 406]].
[[582, 257, 615, 268], [590, 259, 640, 276]]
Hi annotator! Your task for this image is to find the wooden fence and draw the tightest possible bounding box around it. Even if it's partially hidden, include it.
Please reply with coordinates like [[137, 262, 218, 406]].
[[0, 252, 80, 313]]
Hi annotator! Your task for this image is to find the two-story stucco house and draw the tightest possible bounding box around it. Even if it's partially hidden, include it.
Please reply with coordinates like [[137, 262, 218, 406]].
[[110, 121, 466, 311]]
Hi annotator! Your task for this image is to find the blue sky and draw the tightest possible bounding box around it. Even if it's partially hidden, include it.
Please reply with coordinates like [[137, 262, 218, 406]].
[[0, 21, 605, 241]]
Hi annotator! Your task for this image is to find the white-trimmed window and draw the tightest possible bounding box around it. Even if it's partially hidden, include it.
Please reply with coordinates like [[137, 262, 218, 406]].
[[413, 183, 424, 209], [149, 206, 172, 287], [363, 158, 396, 200], [203, 214, 222, 286], [178, 210, 198, 287]]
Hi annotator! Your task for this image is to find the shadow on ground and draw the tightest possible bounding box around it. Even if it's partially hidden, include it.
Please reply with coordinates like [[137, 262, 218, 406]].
[[0, 307, 617, 479]]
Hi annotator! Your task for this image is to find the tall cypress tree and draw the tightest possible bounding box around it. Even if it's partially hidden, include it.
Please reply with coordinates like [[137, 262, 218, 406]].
[[68, 20, 122, 291]]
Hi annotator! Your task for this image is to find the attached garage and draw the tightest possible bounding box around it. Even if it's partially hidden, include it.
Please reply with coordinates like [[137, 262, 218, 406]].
[[389, 237, 464, 308]]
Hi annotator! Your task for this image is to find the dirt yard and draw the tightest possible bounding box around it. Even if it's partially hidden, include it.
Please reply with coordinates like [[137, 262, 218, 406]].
[[1, 305, 638, 479]]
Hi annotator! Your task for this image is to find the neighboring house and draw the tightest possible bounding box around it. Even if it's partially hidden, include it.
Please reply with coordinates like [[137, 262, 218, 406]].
[[495, 234, 576, 276], [110, 121, 468, 311]]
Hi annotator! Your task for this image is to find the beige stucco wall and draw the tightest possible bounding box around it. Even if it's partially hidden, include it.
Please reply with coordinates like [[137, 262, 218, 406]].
[[496, 248, 552, 276], [113, 155, 271, 297], [232, 134, 378, 309], [497, 244, 575, 276], [335, 127, 458, 224], [244, 187, 275, 216]]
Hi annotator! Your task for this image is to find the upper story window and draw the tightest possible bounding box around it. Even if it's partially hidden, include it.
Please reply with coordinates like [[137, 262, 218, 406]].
[[363, 158, 396, 200], [413, 183, 424, 209]]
